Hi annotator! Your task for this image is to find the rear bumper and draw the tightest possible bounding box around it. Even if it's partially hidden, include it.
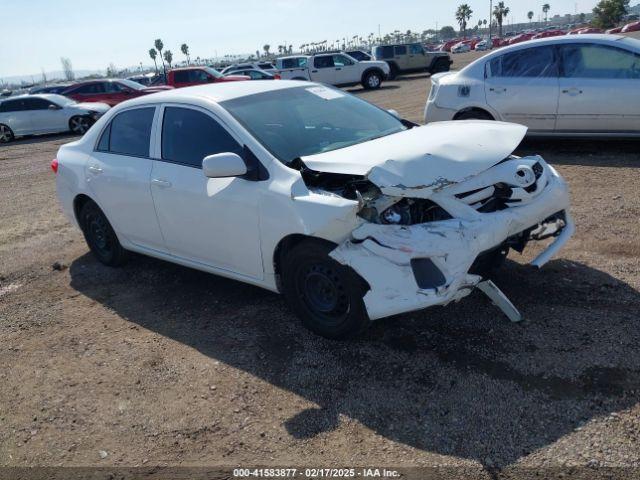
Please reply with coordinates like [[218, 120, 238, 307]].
[[330, 164, 573, 320], [424, 100, 457, 124]]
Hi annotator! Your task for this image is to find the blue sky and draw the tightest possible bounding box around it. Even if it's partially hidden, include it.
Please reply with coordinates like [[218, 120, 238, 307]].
[[2, 0, 600, 78]]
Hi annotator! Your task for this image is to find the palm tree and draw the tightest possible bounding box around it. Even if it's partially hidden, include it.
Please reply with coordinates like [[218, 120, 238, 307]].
[[163, 50, 173, 68], [154, 39, 166, 75], [263, 44, 270, 58], [528, 11, 534, 23], [542, 3, 550, 22], [456, 4, 473, 38], [493, 1, 510, 38], [148, 48, 158, 73], [180, 43, 190, 65]]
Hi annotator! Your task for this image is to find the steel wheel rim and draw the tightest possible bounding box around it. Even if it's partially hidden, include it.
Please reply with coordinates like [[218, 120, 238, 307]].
[[297, 263, 349, 324]]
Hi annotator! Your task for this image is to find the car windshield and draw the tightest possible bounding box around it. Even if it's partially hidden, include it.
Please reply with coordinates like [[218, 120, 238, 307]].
[[204, 67, 223, 78], [118, 79, 146, 90], [221, 86, 406, 164]]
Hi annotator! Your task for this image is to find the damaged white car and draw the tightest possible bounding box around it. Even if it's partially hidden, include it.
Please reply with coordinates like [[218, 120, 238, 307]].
[[54, 81, 574, 338]]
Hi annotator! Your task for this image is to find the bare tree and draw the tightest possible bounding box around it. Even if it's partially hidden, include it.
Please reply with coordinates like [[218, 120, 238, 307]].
[[60, 57, 75, 81]]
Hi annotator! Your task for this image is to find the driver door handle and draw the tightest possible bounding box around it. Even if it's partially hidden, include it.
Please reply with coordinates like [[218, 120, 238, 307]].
[[489, 87, 507, 93], [151, 178, 172, 188], [562, 88, 583, 95], [88, 165, 103, 174]]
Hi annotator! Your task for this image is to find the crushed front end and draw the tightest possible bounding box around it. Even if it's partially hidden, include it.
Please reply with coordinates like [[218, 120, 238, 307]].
[[327, 156, 574, 320]]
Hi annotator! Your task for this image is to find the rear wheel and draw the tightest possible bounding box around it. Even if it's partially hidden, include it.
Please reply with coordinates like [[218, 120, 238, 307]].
[[282, 240, 370, 339], [454, 109, 494, 121], [362, 71, 383, 90], [387, 63, 399, 80], [0, 124, 14, 143], [69, 115, 93, 135], [79, 201, 128, 267], [431, 58, 451, 74]]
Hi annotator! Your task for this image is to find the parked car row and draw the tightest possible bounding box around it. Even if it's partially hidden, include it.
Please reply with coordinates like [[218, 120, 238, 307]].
[[445, 20, 640, 53]]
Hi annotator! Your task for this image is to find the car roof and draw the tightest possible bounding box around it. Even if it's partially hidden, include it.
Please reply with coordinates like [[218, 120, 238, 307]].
[[113, 80, 311, 106]]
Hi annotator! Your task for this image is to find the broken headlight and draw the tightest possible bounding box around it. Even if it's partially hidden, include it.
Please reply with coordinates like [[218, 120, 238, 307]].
[[361, 198, 453, 225]]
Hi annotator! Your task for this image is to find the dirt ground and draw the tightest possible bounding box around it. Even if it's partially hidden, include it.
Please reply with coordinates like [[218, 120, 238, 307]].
[[1, 46, 640, 478]]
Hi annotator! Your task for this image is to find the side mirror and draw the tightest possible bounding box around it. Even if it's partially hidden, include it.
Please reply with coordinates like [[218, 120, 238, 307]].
[[203, 152, 247, 178], [387, 109, 401, 119], [48, 104, 60, 110]]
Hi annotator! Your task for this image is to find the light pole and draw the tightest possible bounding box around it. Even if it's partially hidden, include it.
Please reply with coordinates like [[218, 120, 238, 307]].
[[489, 0, 493, 47]]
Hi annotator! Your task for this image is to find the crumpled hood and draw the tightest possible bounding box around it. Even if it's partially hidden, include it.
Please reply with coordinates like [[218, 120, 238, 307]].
[[301, 121, 527, 197]]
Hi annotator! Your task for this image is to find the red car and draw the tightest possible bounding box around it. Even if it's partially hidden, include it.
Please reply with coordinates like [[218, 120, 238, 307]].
[[532, 29, 565, 39], [507, 33, 535, 45], [62, 79, 172, 106], [440, 39, 463, 52], [621, 21, 640, 33], [166, 67, 249, 88], [577, 27, 604, 34], [606, 26, 623, 34]]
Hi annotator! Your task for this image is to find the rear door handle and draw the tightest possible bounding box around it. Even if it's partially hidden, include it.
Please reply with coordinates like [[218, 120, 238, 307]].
[[489, 87, 507, 93], [562, 88, 583, 95], [88, 165, 103, 174], [151, 178, 172, 188]]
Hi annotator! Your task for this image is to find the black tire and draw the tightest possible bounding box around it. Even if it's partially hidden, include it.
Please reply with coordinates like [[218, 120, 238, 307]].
[[455, 109, 494, 121], [387, 63, 399, 80], [362, 70, 383, 90], [431, 58, 450, 74], [282, 240, 370, 339], [69, 115, 94, 135], [0, 123, 14, 143], [79, 201, 128, 267]]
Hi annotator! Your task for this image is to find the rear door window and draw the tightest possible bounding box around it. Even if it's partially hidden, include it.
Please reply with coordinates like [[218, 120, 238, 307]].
[[173, 71, 190, 83], [23, 98, 53, 110], [394, 45, 407, 56], [489, 46, 558, 77], [161, 107, 242, 168], [0, 99, 26, 112], [99, 107, 155, 157]]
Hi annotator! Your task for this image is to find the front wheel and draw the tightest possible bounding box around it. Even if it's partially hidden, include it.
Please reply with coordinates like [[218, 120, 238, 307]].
[[282, 241, 370, 339], [79, 201, 128, 267], [69, 115, 93, 135], [362, 71, 382, 90]]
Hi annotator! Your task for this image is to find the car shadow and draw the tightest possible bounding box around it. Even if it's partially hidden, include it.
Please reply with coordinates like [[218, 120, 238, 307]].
[[516, 137, 640, 168], [69, 252, 640, 469], [345, 85, 400, 94], [4, 132, 79, 146]]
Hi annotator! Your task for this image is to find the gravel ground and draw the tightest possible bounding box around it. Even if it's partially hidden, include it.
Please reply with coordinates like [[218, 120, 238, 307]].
[[1, 44, 640, 478]]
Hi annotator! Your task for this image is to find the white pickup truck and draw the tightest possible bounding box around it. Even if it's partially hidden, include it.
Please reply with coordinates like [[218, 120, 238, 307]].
[[275, 53, 390, 89]]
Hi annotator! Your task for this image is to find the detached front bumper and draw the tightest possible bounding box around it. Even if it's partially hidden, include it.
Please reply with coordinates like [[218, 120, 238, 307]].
[[330, 163, 573, 320]]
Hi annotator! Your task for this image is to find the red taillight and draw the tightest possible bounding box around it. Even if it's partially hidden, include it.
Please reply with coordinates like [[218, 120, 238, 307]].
[[274, 74, 281, 80], [51, 158, 58, 174]]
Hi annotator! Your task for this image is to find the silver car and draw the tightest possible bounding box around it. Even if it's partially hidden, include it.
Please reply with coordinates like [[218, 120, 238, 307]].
[[0, 94, 110, 143], [425, 35, 640, 136]]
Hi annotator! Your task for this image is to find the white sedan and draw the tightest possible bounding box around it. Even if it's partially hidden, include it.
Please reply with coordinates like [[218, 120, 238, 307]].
[[451, 42, 471, 53], [0, 94, 110, 143], [425, 35, 640, 136], [54, 81, 573, 338]]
